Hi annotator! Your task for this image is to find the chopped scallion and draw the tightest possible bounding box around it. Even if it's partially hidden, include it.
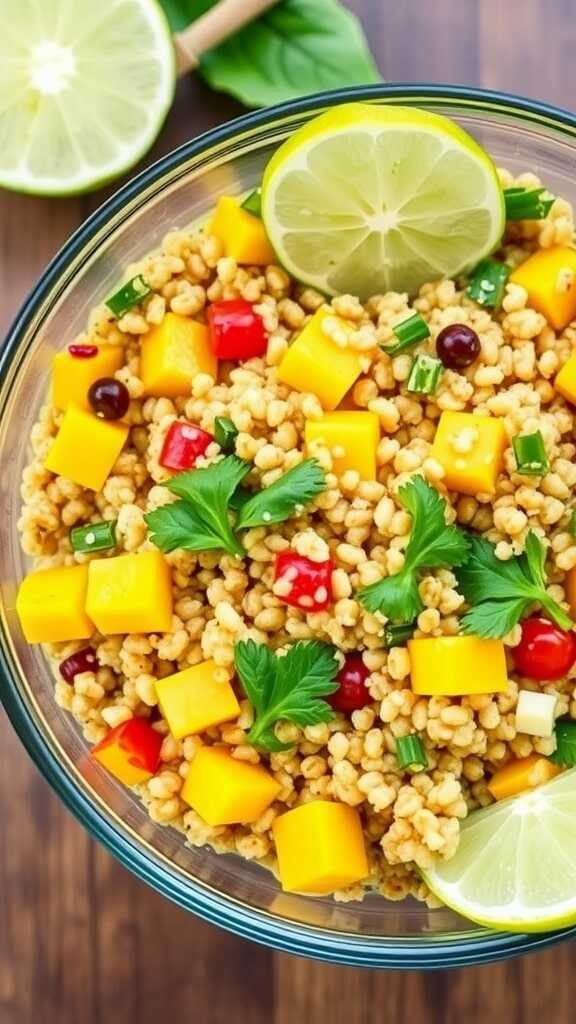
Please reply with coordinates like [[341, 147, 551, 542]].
[[504, 186, 555, 221], [106, 275, 151, 317], [466, 259, 510, 309], [71, 520, 117, 554], [383, 312, 430, 356], [512, 431, 549, 476], [214, 416, 239, 453], [241, 189, 262, 217], [407, 353, 443, 396], [395, 734, 427, 773], [570, 510, 576, 537], [384, 622, 415, 648]]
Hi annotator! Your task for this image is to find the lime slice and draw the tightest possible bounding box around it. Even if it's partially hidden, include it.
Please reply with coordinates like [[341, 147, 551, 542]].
[[0, 0, 175, 196], [261, 103, 505, 298], [422, 768, 576, 933]]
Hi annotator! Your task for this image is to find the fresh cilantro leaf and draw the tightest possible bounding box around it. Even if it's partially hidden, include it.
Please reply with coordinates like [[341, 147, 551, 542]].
[[236, 459, 326, 530], [234, 639, 339, 752], [549, 720, 576, 767], [145, 456, 249, 557], [457, 531, 573, 637], [358, 476, 470, 622]]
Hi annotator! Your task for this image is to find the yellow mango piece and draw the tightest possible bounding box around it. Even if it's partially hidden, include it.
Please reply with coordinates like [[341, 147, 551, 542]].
[[277, 308, 363, 410], [305, 411, 380, 479], [272, 801, 369, 895], [52, 346, 124, 411], [488, 754, 562, 801], [554, 351, 576, 405], [408, 636, 508, 696], [156, 660, 240, 739], [16, 564, 93, 643], [510, 246, 576, 330], [140, 312, 217, 398], [430, 410, 507, 496], [209, 196, 276, 265], [45, 404, 129, 492], [86, 550, 173, 635], [181, 746, 281, 826]]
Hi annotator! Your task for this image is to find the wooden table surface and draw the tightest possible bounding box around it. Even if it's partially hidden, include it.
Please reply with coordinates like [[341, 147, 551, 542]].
[[1, 2, 575, 1021]]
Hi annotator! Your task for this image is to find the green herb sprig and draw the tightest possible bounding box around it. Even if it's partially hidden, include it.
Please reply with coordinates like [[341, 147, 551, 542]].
[[145, 456, 326, 557], [235, 639, 339, 751], [457, 531, 573, 638], [358, 477, 470, 623], [549, 720, 576, 768]]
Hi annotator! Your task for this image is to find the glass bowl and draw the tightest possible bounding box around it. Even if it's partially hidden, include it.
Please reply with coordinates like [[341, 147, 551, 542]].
[[2, 84, 576, 970]]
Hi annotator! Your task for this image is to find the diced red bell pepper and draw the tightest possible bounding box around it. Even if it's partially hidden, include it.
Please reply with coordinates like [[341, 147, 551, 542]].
[[92, 717, 162, 786], [207, 299, 267, 360], [274, 551, 334, 611], [159, 421, 213, 471]]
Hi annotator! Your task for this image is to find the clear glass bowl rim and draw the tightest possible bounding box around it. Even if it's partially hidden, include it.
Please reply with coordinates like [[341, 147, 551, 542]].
[[2, 82, 576, 969]]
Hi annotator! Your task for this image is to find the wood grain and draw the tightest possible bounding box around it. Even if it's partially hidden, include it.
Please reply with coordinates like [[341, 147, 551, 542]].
[[1, 3, 575, 1021]]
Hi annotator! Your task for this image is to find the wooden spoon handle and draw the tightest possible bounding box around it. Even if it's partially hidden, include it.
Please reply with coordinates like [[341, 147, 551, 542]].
[[174, 0, 279, 76]]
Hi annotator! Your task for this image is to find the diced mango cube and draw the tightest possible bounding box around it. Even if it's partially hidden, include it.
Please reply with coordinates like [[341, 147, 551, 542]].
[[16, 564, 93, 643], [156, 660, 240, 739], [209, 196, 276, 265], [510, 246, 576, 330], [92, 718, 162, 787], [44, 404, 129, 492], [181, 746, 281, 825], [554, 351, 576, 405], [277, 308, 363, 410], [272, 801, 369, 895], [430, 410, 507, 496], [140, 312, 217, 398], [408, 636, 508, 696], [52, 346, 124, 411], [305, 411, 380, 479], [487, 754, 562, 801], [86, 550, 173, 635]]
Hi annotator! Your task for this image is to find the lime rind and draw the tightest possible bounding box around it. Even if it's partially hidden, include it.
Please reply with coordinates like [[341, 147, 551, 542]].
[[422, 768, 576, 933], [0, 0, 175, 196]]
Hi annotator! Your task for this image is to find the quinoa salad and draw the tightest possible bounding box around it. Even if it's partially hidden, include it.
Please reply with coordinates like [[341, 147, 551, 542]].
[[14, 105, 576, 923]]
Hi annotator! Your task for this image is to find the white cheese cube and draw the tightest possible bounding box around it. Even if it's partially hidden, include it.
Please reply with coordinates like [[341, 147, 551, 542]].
[[515, 690, 558, 738]]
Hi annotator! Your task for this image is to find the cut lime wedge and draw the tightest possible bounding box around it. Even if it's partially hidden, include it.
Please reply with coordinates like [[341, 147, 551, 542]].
[[422, 768, 576, 933], [0, 0, 175, 196], [261, 103, 505, 298]]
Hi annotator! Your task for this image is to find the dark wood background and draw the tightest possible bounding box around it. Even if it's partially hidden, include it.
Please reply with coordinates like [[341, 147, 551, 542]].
[[2, 2, 576, 1021]]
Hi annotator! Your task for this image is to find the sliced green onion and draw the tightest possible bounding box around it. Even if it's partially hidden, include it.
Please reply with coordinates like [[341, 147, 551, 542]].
[[407, 353, 443, 396], [504, 186, 555, 220], [241, 189, 262, 217], [569, 510, 576, 537], [384, 623, 414, 648], [383, 312, 430, 356], [466, 259, 510, 309], [214, 416, 239, 452], [396, 734, 428, 773], [512, 431, 549, 475], [106, 275, 151, 317], [71, 520, 117, 554]]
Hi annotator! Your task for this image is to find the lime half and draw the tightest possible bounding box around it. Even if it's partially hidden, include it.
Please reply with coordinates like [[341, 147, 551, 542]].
[[0, 0, 175, 195], [262, 103, 505, 298], [422, 768, 576, 933]]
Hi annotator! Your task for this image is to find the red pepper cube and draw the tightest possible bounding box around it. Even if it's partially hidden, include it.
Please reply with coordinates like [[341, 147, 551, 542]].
[[92, 718, 162, 786], [274, 551, 333, 612], [159, 421, 213, 471], [207, 299, 267, 360]]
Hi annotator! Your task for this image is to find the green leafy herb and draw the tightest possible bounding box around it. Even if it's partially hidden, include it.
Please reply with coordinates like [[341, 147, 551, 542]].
[[160, 0, 380, 108], [358, 477, 470, 622], [145, 456, 249, 557], [457, 531, 573, 638], [235, 639, 339, 751], [549, 720, 576, 767], [504, 186, 555, 220], [236, 458, 325, 530]]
